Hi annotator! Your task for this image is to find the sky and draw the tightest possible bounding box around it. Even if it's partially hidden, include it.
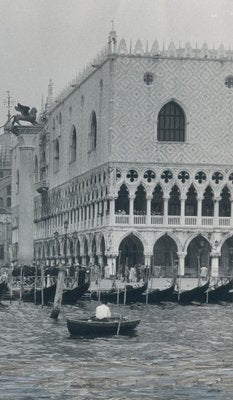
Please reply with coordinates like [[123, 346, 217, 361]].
[[0, 0, 233, 128]]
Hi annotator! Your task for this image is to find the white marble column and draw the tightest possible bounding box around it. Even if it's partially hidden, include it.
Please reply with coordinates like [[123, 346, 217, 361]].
[[213, 197, 220, 226], [129, 195, 135, 225], [197, 196, 203, 226], [177, 252, 186, 276], [146, 195, 152, 225], [180, 196, 186, 225], [210, 252, 220, 277], [109, 197, 116, 225], [163, 195, 169, 225]]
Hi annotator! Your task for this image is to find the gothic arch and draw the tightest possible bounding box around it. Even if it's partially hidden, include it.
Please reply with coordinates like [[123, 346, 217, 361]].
[[183, 232, 211, 254], [152, 231, 182, 253], [116, 229, 147, 252]]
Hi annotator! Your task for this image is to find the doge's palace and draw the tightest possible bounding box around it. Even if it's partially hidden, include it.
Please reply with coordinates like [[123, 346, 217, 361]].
[[11, 29, 233, 279]]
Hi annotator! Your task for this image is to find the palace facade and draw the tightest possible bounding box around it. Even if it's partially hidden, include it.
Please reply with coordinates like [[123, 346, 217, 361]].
[[11, 30, 233, 278]]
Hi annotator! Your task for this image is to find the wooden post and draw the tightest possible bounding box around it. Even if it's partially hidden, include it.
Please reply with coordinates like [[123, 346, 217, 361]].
[[9, 266, 13, 304], [50, 263, 65, 319], [34, 264, 37, 304], [41, 264, 44, 307], [19, 265, 23, 304]]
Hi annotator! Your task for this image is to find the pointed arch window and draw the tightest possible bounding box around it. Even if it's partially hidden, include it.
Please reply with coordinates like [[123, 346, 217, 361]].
[[53, 139, 59, 173], [70, 126, 77, 163], [89, 111, 97, 151], [157, 101, 185, 142]]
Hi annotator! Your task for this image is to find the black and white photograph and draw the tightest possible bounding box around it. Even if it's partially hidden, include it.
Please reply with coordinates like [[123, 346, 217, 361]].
[[1, 0, 233, 399]]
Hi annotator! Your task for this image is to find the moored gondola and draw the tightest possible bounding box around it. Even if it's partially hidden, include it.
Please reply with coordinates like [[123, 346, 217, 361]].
[[91, 283, 147, 304], [201, 279, 233, 303], [171, 280, 210, 304], [0, 281, 9, 301], [67, 317, 140, 336], [139, 281, 175, 303], [22, 283, 57, 304], [62, 281, 90, 304]]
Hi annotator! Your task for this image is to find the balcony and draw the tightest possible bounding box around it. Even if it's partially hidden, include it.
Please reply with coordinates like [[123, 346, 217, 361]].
[[35, 179, 49, 194]]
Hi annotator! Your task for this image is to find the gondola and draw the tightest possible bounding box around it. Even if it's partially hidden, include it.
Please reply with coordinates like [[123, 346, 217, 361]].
[[138, 281, 175, 303], [0, 281, 9, 301], [172, 280, 210, 304], [91, 283, 147, 304], [199, 279, 233, 303], [67, 317, 141, 336], [62, 281, 90, 304], [22, 283, 57, 304]]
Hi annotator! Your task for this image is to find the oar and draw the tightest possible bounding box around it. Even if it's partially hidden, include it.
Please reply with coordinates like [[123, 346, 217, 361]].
[[123, 282, 127, 305], [116, 315, 122, 335]]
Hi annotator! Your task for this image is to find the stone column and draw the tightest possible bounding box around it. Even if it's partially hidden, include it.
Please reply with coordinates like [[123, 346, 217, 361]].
[[180, 196, 186, 226], [144, 253, 152, 267], [231, 201, 233, 227], [94, 202, 98, 227], [163, 195, 169, 225], [197, 196, 203, 226], [129, 195, 135, 225], [177, 252, 186, 276], [16, 127, 43, 264], [107, 254, 117, 276], [109, 196, 116, 225], [146, 196, 152, 225], [97, 253, 104, 268], [213, 197, 220, 227], [210, 252, 220, 277]]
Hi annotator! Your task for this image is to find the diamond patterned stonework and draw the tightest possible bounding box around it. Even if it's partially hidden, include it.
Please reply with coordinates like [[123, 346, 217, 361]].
[[111, 56, 233, 165]]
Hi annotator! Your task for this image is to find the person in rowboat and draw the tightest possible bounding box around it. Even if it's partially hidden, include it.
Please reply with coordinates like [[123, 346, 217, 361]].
[[95, 299, 111, 320]]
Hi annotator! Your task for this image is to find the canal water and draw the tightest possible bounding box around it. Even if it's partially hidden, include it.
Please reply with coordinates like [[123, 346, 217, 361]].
[[1, 300, 233, 399]]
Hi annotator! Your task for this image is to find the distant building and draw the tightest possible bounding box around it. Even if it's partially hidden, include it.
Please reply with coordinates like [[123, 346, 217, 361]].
[[0, 131, 12, 267], [11, 30, 233, 278]]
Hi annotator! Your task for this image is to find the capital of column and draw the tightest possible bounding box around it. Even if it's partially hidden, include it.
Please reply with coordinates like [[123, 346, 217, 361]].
[[177, 251, 187, 258], [180, 195, 187, 201], [129, 195, 136, 200], [197, 196, 204, 201], [210, 251, 221, 258], [107, 194, 118, 200], [213, 197, 221, 202], [163, 195, 170, 200], [146, 195, 153, 200]]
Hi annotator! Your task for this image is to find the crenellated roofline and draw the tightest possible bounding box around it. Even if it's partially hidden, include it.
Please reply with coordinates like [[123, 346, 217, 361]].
[[48, 33, 233, 113]]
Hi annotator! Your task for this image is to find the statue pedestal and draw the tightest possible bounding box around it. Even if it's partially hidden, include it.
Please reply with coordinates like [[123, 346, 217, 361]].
[[16, 125, 43, 265]]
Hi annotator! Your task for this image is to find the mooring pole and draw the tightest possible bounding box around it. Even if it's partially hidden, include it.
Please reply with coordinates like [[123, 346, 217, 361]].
[[19, 265, 23, 304], [34, 263, 37, 305], [50, 263, 65, 319], [41, 264, 44, 307]]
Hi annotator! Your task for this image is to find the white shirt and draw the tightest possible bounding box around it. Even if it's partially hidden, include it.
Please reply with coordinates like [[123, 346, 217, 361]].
[[95, 304, 111, 320]]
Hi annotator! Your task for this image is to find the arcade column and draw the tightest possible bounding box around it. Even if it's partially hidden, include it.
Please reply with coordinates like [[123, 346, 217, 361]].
[[16, 126, 43, 265]]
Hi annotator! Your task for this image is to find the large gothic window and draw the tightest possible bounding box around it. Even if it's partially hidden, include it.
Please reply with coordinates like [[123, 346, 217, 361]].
[[157, 101, 185, 142], [89, 111, 97, 151]]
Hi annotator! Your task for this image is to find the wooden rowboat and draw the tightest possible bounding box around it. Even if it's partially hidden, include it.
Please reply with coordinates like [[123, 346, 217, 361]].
[[67, 317, 140, 336]]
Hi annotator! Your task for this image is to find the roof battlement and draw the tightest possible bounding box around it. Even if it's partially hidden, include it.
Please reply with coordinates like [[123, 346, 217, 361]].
[[50, 35, 233, 111]]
